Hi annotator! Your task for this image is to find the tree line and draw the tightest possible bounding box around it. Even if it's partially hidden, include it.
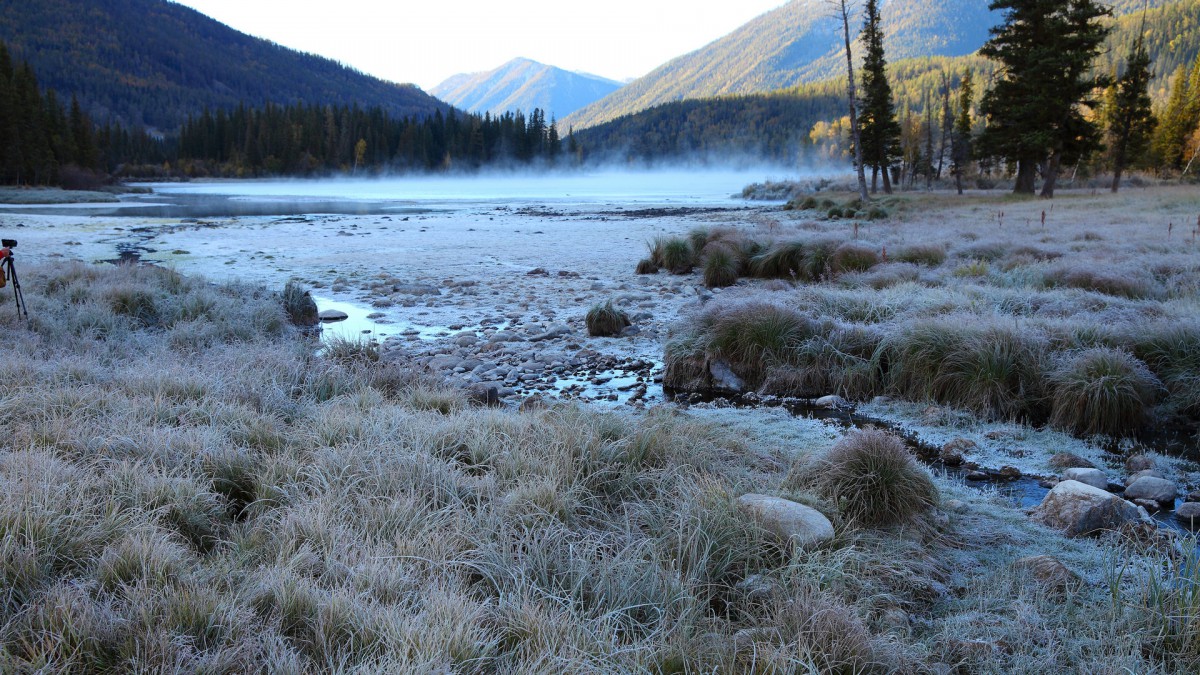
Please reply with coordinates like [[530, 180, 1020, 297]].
[[847, 0, 1200, 196], [168, 105, 569, 178], [0, 41, 103, 186]]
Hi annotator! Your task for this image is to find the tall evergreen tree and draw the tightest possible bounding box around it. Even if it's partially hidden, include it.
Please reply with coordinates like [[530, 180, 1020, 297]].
[[951, 70, 975, 195], [858, 0, 901, 194], [1107, 30, 1155, 192], [1152, 55, 1200, 171], [976, 0, 1112, 197]]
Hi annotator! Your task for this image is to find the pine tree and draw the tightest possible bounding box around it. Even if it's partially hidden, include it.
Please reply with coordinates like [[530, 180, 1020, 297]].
[[1152, 55, 1200, 171], [976, 0, 1112, 197], [858, 0, 901, 194], [1107, 30, 1154, 192], [951, 70, 975, 195]]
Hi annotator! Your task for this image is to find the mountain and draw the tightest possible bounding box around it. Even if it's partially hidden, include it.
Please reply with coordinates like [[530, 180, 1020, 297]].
[[431, 58, 621, 121], [565, 0, 1179, 131], [576, 0, 1200, 164], [0, 0, 450, 130], [564, 0, 999, 130]]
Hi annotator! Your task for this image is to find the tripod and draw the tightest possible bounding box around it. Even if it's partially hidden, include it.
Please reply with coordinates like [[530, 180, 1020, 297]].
[[0, 245, 28, 320]]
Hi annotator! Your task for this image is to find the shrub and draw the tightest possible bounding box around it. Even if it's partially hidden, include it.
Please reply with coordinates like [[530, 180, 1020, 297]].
[[799, 196, 819, 210], [586, 300, 631, 337], [661, 238, 695, 274], [867, 207, 889, 220], [813, 428, 937, 527], [282, 280, 318, 326], [635, 258, 659, 274], [703, 245, 739, 288], [827, 207, 844, 219], [1049, 348, 1161, 437], [829, 243, 880, 275], [894, 244, 947, 267]]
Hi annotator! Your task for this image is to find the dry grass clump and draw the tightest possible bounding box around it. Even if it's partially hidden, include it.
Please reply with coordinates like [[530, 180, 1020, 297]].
[[585, 300, 631, 337], [894, 243, 947, 267], [635, 258, 659, 274], [703, 243, 740, 288], [829, 242, 880, 274], [1044, 265, 1159, 300], [1048, 348, 1162, 437], [660, 237, 695, 274], [808, 429, 937, 528], [692, 302, 815, 385], [282, 280, 318, 326]]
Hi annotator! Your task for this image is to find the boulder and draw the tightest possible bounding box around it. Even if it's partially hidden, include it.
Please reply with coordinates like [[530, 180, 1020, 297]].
[[1124, 469, 1165, 486], [1013, 555, 1082, 592], [814, 394, 848, 409], [318, 309, 349, 322], [1174, 502, 1200, 527], [1125, 454, 1155, 473], [1031, 480, 1147, 537], [999, 466, 1022, 480], [708, 359, 745, 393], [940, 438, 976, 466], [1048, 452, 1095, 470], [1061, 468, 1109, 491], [1123, 476, 1177, 507], [736, 494, 834, 550]]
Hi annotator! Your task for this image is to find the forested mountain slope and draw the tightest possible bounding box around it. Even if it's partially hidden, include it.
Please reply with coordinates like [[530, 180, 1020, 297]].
[[0, 0, 450, 129], [566, 0, 1183, 132], [576, 0, 1200, 164]]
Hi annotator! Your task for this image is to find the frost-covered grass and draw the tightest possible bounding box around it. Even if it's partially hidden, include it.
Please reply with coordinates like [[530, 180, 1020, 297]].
[[664, 187, 1200, 441], [0, 260, 1197, 672]]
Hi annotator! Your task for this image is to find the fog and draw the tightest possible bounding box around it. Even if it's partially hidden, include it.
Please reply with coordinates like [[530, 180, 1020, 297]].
[[141, 166, 810, 211]]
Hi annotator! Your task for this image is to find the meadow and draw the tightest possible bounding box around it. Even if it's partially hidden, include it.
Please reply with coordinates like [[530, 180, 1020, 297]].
[[2, 189, 1200, 671]]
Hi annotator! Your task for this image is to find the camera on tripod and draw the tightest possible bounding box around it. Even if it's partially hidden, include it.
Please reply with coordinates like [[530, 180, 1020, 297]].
[[0, 237, 28, 319]]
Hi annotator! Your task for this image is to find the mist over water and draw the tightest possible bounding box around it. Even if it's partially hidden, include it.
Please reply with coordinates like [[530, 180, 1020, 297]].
[[142, 167, 800, 210]]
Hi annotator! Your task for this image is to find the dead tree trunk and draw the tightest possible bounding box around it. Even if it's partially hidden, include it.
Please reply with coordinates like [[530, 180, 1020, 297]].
[[834, 0, 870, 203]]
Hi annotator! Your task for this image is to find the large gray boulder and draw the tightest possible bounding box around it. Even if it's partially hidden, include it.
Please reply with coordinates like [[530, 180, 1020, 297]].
[[1061, 468, 1108, 491], [1174, 502, 1200, 527], [1031, 480, 1147, 537], [1123, 476, 1178, 507], [736, 494, 834, 550]]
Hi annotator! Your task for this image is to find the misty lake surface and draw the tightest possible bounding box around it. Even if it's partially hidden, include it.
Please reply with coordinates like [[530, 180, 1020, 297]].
[[3, 169, 790, 218]]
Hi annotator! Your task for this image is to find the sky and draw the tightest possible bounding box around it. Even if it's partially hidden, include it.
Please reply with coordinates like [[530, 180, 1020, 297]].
[[170, 0, 790, 90]]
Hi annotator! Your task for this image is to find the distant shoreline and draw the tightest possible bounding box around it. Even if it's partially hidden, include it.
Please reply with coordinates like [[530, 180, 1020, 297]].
[[0, 186, 141, 205]]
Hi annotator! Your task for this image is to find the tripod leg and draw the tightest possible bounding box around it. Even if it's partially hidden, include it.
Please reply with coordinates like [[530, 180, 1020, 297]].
[[5, 259, 27, 320]]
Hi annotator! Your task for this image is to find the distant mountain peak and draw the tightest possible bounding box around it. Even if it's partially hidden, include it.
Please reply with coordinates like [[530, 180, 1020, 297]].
[[432, 58, 622, 120]]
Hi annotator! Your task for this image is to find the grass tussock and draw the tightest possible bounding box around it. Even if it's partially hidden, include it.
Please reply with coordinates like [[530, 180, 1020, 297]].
[[807, 429, 937, 528], [282, 280, 318, 326], [585, 300, 631, 337], [1049, 348, 1162, 437]]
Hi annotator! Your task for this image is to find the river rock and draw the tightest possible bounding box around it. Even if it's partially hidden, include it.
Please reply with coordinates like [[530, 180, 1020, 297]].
[[1123, 476, 1177, 507], [735, 494, 834, 550], [940, 438, 976, 466], [1125, 455, 1156, 473], [1175, 502, 1200, 526], [708, 359, 744, 393], [1031, 480, 1147, 537], [1124, 469, 1165, 486], [1061, 468, 1108, 491], [814, 394, 848, 409], [1049, 452, 1095, 470], [318, 309, 349, 321], [1187, 490, 1200, 503], [1013, 555, 1082, 592], [529, 324, 571, 342], [999, 466, 1022, 480], [466, 383, 503, 407]]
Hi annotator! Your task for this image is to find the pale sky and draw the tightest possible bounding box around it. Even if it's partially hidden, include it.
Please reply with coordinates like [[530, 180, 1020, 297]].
[[170, 0, 790, 90]]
